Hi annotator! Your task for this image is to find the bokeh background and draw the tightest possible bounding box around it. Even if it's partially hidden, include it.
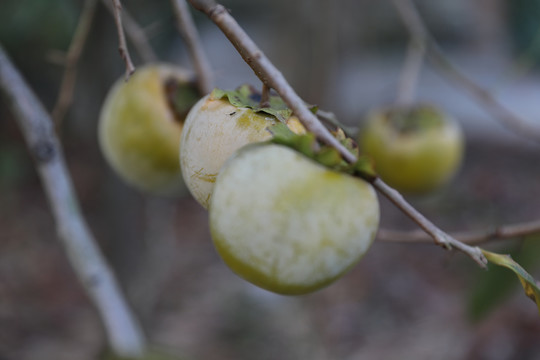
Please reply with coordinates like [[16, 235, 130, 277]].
[[1, 0, 540, 359]]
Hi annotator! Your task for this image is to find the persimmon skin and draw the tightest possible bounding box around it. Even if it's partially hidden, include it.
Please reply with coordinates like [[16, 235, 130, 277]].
[[99, 64, 194, 196], [180, 94, 305, 209], [360, 104, 464, 194], [209, 144, 380, 295]]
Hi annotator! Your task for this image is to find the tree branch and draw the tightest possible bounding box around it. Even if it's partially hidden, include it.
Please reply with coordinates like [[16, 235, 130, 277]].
[[378, 219, 540, 245], [0, 44, 146, 358], [396, 38, 425, 105], [372, 178, 487, 267], [187, 0, 356, 162], [102, 0, 158, 63], [52, 0, 98, 128], [392, 0, 540, 143], [187, 0, 488, 268], [110, 0, 136, 80], [171, 0, 213, 94]]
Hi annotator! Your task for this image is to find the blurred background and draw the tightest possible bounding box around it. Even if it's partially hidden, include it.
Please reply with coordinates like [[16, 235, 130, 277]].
[[1, 0, 540, 359]]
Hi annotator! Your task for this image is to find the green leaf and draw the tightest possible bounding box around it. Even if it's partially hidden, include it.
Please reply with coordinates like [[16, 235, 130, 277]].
[[268, 122, 299, 144], [481, 248, 540, 315], [468, 237, 540, 320], [268, 123, 377, 181], [211, 85, 293, 122], [211, 85, 319, 123], [350, 155, 377, 181]]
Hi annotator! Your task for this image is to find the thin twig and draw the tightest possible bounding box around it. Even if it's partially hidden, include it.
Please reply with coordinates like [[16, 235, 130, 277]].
[[378, 219, 540, 246], [392, 0, 540, 143], [260, 83, 270, 107], [372, 178, 487, 267], [52, 0, 98, 128], [396, 38, 425, 105], [316, 109, 359, 137], [102, 0, 158, 63], [0, 44, 146, 358], [187, 0, 488, 268], [110, 0, 136, 80], [171, 0, 213, 94]]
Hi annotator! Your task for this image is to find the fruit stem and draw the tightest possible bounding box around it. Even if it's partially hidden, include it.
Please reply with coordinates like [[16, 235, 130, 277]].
[[260, 83, 270, 108], [396, 38, 425, 106]]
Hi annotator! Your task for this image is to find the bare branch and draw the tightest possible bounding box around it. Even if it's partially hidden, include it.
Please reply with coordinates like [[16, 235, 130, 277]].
[[110, 0, 136, 80], [52, 0, 98, 128], [378, 219, 540, 246], [102, 0, 157, 63], [187, 0, 489, 267], [396, 38, 425, 105], [372, 178, 487, 267], [392, 0, 540, 142], [0, 44, 146, 358], [187, 0, 356, 163], [171, 0, 213, 94]]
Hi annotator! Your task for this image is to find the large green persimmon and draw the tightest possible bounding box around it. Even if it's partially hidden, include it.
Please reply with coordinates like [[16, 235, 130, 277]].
[[209, 143, 380, 295], [360, 104, 464, 194], [99, 64, 200, 196], [180, 87, 305, 209]]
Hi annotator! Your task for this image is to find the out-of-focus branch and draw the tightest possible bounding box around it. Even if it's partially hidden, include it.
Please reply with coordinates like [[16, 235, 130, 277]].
[[396, 38, 425, 105], [52, 0, 98, 128], [186, 0, 488, 268], [315, 109, 359, 137], [171, 0, 213, 94], [378, 219, 540, 245], [0, 44, 146, 358], [392, 0, 540, 142], [110, 0, 136, 79], [102, 0, 157, 63]]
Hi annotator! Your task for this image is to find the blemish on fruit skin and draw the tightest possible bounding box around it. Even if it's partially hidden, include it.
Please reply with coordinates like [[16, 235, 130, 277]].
[[192, 169, 217, 183]]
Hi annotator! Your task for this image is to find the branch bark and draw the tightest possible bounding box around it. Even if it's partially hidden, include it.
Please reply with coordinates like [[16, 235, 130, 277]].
[[378, 219, 540, 246], [102, 0, 158, 63], [171, 0, 213, 94], [0, 44, 146, 358], [186, 0, 488, 268], [110, 0, 136, 80], [52, 0, 98, 128], [392, 0, 540, 143], [396, 38, 425, 105]]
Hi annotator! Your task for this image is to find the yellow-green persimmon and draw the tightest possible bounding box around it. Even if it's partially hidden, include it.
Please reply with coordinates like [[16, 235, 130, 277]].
[[180, 91, 305, 209], [209, 143, 380, 295], [99, 64, 199, 196], [360, 104, 464, 194]]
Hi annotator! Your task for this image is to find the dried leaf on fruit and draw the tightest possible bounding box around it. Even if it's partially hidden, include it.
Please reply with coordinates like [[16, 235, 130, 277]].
[[165, 78, 200, 120], [268, 123, 376, 180], [211, 85, 316, 123], [482, 249, 540, 315]]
